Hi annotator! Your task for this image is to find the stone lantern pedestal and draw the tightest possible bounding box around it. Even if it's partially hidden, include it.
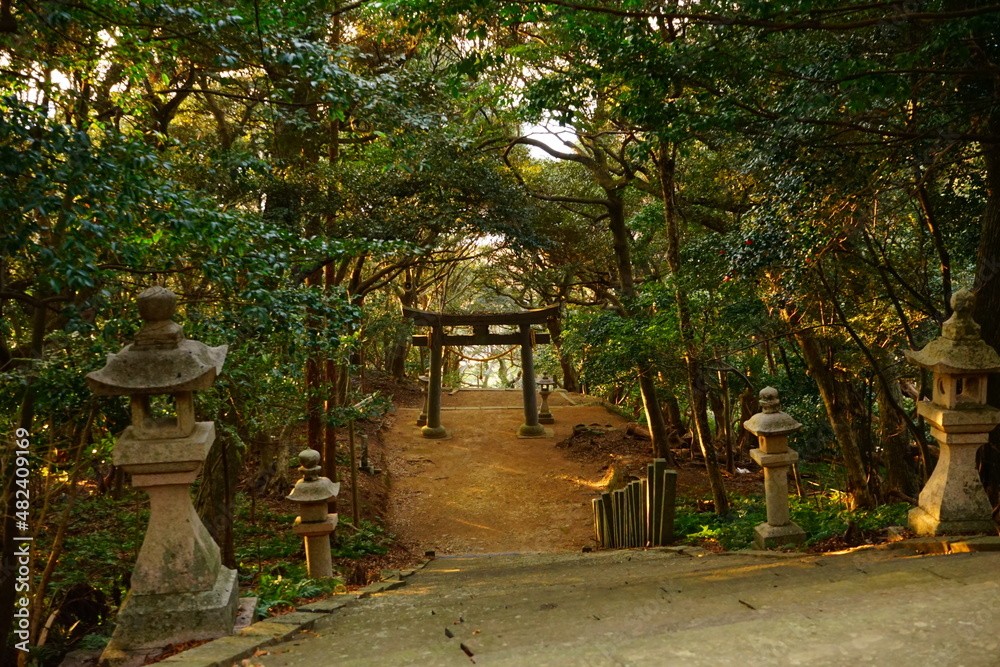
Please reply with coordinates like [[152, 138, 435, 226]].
[[537, 376, 555, 424], [745, 388, 807, 549], [86, 287, 237, 664], [287, 449, 340, 578], [906, 289, 1000, 536]]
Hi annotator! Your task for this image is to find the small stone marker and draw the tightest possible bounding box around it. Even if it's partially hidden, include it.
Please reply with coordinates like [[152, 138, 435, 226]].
[[904, 288, 1000, 536], [86, 287, 238, 663], [744, 387, 807, 549], [416, 374, 429, 427], [287, 449, 340, 578]]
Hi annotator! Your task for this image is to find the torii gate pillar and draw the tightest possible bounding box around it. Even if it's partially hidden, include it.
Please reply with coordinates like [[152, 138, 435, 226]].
[[422, 326, 448, 439], [518, 324, 545, 437]]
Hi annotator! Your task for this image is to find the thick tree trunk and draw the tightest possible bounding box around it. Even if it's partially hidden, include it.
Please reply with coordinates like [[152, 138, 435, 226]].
[[661, 390, 686, 449], [877, 366, 918, 499], [195, 431, 241, 568], [638, 363, 673, 462], [973, 117, 1000, 508], [795, 328, 874, 508]]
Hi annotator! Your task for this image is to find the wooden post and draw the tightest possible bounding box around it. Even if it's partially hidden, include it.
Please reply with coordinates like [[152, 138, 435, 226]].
[[422, 326, 447, 438], [517, 324, 545, 437]]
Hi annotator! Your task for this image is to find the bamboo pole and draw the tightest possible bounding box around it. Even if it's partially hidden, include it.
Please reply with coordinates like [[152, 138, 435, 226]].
[[601, 492, 614, 548], [631, 481, 642, 548], [640, 478, 649, 547], [592, 498, 603, 547], [614, 489, 625, 548], [652, 459, 667, 545]]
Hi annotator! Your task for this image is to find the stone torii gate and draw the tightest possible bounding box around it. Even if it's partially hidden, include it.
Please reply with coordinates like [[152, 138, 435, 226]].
[[402, 305, 559, 439]]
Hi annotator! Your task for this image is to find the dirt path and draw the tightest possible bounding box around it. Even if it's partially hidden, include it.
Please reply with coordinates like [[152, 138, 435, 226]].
[[384, 389, 627, 555]]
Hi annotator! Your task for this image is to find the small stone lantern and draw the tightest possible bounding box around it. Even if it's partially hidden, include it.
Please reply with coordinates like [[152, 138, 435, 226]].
[[537, 376, 556, 424], [745, 387, 807, 549], [416, 374, 429, 427], [86, 287, 237, 661], [287, 449, 340, 578], [905, 288, 1000, 535]]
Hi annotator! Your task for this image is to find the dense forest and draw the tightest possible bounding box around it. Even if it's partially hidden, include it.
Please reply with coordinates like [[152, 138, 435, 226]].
[[2, 0, 1000, 662]]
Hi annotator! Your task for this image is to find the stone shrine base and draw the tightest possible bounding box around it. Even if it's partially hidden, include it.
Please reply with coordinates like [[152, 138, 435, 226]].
[[908, 506, 997, 537], [753, 521, 807, 550], [100, 567, 239, 666]]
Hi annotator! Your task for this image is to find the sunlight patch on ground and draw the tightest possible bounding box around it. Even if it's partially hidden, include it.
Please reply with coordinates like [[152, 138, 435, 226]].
[[453, 519, 501, 533]]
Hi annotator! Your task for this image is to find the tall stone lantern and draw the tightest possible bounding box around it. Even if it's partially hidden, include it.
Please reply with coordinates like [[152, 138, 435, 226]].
[[905, 288, 1000, 536], [86, 287, 238, 662], [745, 387, 807, 549]]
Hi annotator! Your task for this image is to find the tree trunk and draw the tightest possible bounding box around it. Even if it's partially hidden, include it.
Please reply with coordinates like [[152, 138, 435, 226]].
[[638, 363, 673, 462], [657, 141, 729, 514], [795, 327, 874, 508], [604, 191, 672, 463], [877, 366, 919, 499], [661, 390, 686, 449], [547, 316, 579, 393], [0, 293, 47, 664], [973, 115, 1000, 508]]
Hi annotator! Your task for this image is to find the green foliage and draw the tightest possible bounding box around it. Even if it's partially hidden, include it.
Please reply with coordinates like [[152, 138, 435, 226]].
[[250, 564, 345, 618], [333, 519, 392, 559], [674, 492, 912, 551]]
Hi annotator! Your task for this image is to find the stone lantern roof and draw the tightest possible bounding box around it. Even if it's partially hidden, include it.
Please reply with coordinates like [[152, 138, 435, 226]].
[[743, 387, 802, 436], [86, 286, 227, 395], [287, 449, 340, 503], [905, 289, 1000, 375]]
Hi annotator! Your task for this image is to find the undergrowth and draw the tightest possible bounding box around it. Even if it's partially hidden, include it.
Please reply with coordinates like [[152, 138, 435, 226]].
[[674, 494, 911, 551]]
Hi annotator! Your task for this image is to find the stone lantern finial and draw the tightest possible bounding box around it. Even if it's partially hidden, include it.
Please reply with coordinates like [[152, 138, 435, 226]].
[[942, 288, 980, 342], [134, 286, 184, 349], [759, 386, 780, 413]]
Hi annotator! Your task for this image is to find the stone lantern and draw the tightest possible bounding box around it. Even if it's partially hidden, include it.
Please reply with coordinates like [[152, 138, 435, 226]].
[[416, 374, 429, 427], [744, 387, 807, 549], [905, 288, 1000, 536], [86, 287, 237, 662], [537, 376, 556, 424], [287, 449, 340, 578]]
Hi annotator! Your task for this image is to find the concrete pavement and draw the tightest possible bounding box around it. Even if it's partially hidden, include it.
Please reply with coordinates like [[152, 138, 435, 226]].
[[234, 544, 1000, 667]]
